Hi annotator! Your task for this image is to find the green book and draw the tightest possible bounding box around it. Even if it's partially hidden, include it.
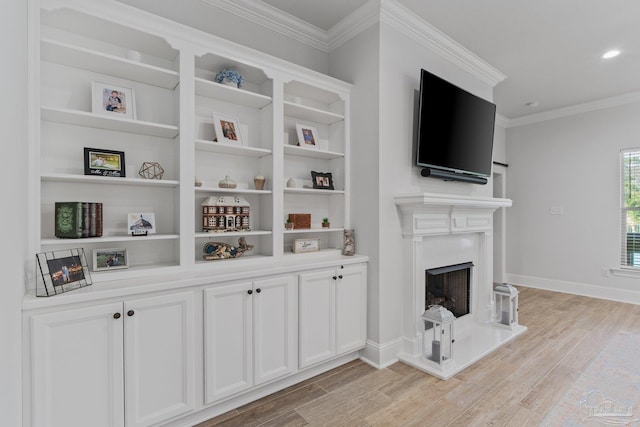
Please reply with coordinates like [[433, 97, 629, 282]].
[[55, 202, 83, 238]]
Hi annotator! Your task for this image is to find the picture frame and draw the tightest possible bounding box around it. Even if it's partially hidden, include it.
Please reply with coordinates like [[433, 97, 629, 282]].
[[212, 113, 244, 146], [84, 147, 126, 177], [311, 170, 334, 190], [36, 248, 92, 297], [92, 80, 136, 120], [293, 238, 320, 253], [128, 212, 156, 235], [93, 248, 128, 271], [296, 124, 319, 149]]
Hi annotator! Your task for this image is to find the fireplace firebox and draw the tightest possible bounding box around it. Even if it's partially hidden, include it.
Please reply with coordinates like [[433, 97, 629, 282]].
[[425, 262, 472, 318]]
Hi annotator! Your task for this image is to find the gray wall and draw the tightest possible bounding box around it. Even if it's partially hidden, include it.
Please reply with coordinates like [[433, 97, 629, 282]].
[[505, 103, 640, 300]]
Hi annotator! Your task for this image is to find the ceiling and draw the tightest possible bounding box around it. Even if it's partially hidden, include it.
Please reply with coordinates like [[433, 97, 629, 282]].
[[263, 0, 640, 119]]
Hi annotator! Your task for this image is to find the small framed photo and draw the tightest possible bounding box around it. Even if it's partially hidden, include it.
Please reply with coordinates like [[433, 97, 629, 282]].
[[92, 81, 136, 120], [212, 113, 244, 146], [293, 238, 320, 253], [296, 124, 319, 149], [128, 212, 156, 235], [311, 170, 334, 190], [36, 248, 92, 297], [84, 147, 126, 177], [93, 248, 128, 271]]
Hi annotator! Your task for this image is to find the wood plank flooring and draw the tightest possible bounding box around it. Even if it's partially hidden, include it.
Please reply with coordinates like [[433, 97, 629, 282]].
[[196, 287, 640, 426]]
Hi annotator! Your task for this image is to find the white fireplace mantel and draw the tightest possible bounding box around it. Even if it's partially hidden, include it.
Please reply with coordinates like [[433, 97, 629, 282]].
[[394, 192, 525, 380], [395, 192, 512, 238]]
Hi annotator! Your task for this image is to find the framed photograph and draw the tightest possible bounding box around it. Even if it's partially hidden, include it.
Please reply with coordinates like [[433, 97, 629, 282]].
[[296, 124, 319, 149], [36, 248, 92, 297], [93, 248, 128, 271], [293, 238, 320, 253], [311, 170, 334, 190], [128, 212, 156, 235], [92, 81, 136, 120], [84, 147, 126, 177], [212, 113, 244, 146]]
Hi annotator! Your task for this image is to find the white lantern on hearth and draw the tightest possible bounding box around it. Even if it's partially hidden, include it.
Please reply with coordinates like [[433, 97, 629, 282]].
[[494, 283, 519, 328], [422, 305, 454, 366]]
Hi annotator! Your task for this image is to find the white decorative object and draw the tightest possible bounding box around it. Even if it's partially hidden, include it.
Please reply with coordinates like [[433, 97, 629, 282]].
[[494, 283, 519, 328], [201, 196, 250, 232], [286, 177, 297, 188], [293, 238, 319, 253], [254, 172, 265, 190], [218, 175, 237, 189], [422, 305, 454, 366]]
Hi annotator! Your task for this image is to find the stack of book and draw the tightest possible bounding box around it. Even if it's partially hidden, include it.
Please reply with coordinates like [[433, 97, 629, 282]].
[[54, 202, 103, 238]]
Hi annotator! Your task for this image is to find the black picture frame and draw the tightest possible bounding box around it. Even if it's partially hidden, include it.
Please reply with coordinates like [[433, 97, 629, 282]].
[[36, 248, 92, 297], [311, 171, 334, 190], [84, 147, 126, 177]]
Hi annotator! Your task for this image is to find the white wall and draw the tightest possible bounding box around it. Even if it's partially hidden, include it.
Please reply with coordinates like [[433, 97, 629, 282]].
[[115, 0, 329, 74], [505, 103, 640, 301], [1, 0, 27, 424]]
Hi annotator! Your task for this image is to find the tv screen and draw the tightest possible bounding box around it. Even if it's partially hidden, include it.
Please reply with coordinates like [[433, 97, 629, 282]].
[[416, 68, 496, 178]]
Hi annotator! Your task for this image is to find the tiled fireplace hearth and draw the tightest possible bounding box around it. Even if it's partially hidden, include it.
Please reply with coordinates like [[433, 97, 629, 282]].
[[394, 193, 527, 379]]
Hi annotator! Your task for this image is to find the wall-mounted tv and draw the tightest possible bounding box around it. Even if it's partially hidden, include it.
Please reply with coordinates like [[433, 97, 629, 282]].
[[416, 68, 496, 183]]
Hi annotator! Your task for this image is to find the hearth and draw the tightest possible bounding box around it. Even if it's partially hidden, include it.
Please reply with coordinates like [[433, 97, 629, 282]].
[[425, 262, 472, 318]]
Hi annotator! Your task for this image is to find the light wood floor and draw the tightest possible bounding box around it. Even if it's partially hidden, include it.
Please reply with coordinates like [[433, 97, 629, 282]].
[[197, 287, 640, 426]]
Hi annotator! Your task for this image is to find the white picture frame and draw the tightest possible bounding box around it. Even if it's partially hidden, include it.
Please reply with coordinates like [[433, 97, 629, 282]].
[[212, 113, 244, 146], [92, 81, 136, 120], [296, 123, 319, 150], [127, 212, 156, 235], [293, 238, 320, 253], [93, 248, 129, 271]]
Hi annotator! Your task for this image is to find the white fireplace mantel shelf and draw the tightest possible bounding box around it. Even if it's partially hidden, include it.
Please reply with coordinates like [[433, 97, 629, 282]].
[[395, 192, 512, 238]]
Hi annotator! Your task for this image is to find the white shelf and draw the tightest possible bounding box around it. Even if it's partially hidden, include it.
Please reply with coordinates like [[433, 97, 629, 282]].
[[195, 78, 272, 109], [284, 101, 344, 125], [284, 228, 344, 234], [41, 234, 180, 246], [283, 145, 344, 160], [195, 139, 272, 158], [41, 106, 180, 139], [194, 253, 273, 266], [195, 230, 272, 238], [42, 173, 179, 187], [41, 38, 179, 89], [284, 188, 345, 195], [195, 186, 272, 195]]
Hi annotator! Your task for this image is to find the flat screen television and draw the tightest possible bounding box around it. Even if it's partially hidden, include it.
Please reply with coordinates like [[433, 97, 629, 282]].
[[416, 68, 496, 180]]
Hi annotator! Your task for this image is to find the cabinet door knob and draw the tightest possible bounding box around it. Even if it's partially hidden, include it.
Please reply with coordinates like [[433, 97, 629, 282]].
[[332, 276, 337, 280], [247, 289, 253, 295], [127, 310, 135, 317], [338, 275, 343, 279], [256, 288, 261, 293], [113, 313, 121, 319]]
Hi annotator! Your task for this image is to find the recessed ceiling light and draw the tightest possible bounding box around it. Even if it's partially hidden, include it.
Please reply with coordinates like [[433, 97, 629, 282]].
[[602, 49, 621, 59]]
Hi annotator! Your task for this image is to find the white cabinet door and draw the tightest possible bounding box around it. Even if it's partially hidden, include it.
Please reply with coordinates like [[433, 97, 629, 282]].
[[336, 264, 367, 354], [253, 275, 298, 385], [204, 282, 253, 403], [299, 270, 336, 368], [31, 302, 125, 427], [124, 292, 196, 427]]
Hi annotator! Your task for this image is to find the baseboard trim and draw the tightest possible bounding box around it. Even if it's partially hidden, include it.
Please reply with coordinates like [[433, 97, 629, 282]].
[[359, 338, 404, 369], [505, 273, 640, 305]]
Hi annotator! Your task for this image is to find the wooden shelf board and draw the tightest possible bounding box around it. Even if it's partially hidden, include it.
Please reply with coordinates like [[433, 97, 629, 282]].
[[283, 145, 344, 160], [284, 101, 344, 125], [194, 230, 272, 238], [195, 77, 272, 109], [42, 173, 179, 187], [41, 234, 180, 245], [195, 139, 272, 157], [195, 186, 272, 195], [283, 228, 344, 234], [284, 188, 345, 195]]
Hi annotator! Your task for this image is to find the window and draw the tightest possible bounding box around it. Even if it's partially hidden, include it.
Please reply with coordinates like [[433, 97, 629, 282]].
[[621, 149, 640, 267]]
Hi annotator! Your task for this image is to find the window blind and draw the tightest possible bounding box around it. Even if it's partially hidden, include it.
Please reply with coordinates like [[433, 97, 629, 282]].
[[621, 149, 640, 267]]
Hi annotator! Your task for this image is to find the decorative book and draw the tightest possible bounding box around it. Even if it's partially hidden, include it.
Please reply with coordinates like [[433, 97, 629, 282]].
[[55, 202, 103, 239]]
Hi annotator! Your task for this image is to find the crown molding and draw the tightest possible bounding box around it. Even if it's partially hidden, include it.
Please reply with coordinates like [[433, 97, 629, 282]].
[[495, 114, 510, 129], [505, 91, 640, 128], [327, 0, 380, 52], [201, 0, 330, 52], [379, 0, 506, 88]]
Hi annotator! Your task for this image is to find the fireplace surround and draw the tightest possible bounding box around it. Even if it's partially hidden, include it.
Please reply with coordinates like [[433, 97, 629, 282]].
[[395, 192, 527, 379]]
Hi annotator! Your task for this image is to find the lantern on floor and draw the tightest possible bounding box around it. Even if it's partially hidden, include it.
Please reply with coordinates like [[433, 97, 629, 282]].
[[494, 283, 519, 328], [422, 305, 454, 365]]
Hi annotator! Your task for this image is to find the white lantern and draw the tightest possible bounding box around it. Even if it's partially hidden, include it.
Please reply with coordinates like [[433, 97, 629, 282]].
[[421, 305, 454, 365], [494, 283, 519, 328]]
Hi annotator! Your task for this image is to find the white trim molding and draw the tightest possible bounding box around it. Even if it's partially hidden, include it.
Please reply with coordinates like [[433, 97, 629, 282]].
[[359, 338, 403, 369]]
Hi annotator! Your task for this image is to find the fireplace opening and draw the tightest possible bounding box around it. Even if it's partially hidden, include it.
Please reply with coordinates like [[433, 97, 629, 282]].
[[425, 262, 472, 318]]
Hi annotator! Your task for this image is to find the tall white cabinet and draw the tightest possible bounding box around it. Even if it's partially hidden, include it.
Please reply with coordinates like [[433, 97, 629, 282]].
[[26, 1, 366, 426]]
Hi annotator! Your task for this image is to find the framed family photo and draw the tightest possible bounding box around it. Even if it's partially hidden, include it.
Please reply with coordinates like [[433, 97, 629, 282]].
[[128, 212, 156, 235], [36, 248, 92, 297], [311, 170, 334, 190], [296, 124, 319, 149], [92, 81, 136, 120], [84, 147, 126, 177], [212, 113, 244, 146], [93, 248, 128, 271]]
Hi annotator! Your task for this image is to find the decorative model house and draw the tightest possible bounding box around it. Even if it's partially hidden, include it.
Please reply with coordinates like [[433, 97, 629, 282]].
[[422, 305, 455, 366], [494, 283, 519, 328], [202, 196, 250, 232]]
